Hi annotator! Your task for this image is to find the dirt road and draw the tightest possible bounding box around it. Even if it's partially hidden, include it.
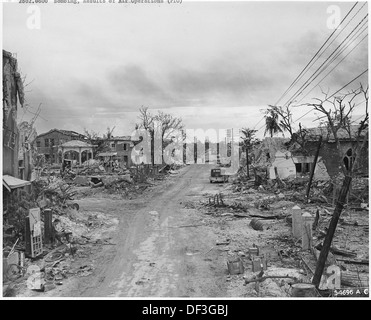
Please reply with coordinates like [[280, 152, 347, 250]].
[[21, 163, 365, 298], [71, 164, 229, 297]]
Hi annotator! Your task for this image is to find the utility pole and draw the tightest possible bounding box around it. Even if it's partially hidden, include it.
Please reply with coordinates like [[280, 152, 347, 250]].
[[312, 175, 352, 288]]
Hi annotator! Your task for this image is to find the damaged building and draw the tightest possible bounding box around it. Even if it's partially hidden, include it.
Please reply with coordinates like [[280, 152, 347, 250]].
[[304, 126, 368, 178], [252, 137, 319, 180], [3, 50, 24, 178], [253, 124, 368, 181], [3, 50, 32, 217], [33, 129, 88, 165], [97, 135, 136, 168], [18, 121, 38, 181]]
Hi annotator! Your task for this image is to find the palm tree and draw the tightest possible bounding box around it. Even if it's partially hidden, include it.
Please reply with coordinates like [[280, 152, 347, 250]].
[[264, 109, 283, 137], [241, 128, 257, 179]]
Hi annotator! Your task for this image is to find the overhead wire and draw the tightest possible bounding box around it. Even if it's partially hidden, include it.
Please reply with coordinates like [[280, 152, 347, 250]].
[[281, 13, 368, 108], [255, 2, 367, 134], [293, 69, 368, 126], [274, 2, 360, 106], [296, 28, 368, 104]]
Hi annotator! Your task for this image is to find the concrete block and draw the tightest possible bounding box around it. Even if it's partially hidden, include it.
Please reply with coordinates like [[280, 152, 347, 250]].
[[73, 176, 90, 186]]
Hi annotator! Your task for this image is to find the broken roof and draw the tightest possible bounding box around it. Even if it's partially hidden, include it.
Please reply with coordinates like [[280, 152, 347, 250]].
[[59, 140, 94, 148], [36, 128, 86, 139], [305, 125, 368, 142], [3, 175, 31, 191], [107, 136, 132, 141], [97, 152, 118, 157]]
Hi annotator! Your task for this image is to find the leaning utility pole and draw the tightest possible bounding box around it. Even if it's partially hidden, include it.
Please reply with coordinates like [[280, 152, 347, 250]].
[[312, 175, 352, 288]]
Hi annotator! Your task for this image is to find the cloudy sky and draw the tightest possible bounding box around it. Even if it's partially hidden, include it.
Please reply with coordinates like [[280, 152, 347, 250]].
[[2, 1, 368, 139]]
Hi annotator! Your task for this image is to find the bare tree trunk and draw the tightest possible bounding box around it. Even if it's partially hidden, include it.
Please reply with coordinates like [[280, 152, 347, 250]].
[[246, 147, 250, 179]]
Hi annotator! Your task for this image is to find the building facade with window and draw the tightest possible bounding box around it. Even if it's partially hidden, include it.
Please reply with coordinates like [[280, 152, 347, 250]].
[[253, 125, 368, 180], [34, 129, 87, 165], [304, 125, 368, 177], [99, 136, 135, 168]]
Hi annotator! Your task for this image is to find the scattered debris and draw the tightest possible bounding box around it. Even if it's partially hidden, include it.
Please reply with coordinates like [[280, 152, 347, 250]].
[[244, 273, 297, 285], [227, 257, 244, 275], [291, 283, 316, 297], [250, 219, 264, 231]]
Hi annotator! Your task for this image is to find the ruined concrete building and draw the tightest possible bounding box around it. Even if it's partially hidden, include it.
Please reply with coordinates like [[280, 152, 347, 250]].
[[33, 129, 88, 164], [253, 124, 368, 181], [18, 121, 38, 181], [3, 50, 24, 177], [3, 50, 33, 196], [303, 125, 368, 177], [98, 136, 135, 168]]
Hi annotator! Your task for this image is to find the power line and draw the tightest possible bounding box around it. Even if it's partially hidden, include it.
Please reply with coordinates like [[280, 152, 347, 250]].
[[258, 71, 368, 136], [300, 1, 368, 77], [274, 2, 360, 106], [350, 113, 368, 125], [257, 2, 367, 136], [294, 109, 315, 123], [278, 2, 367, 107], [317, 18, 368, 73], [252, 116, 265, 129], [281, 14, 368, 108], [328, 69, 368, 99], [296, 29, 368, 104], [260, 70, 368, 134], [355, 99, 367, 107], [296, 75, 367, 123]]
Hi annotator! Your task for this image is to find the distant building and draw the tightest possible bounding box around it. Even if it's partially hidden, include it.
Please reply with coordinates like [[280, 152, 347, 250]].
[[59, 140, 95, 165], [98, 136, 136, 168], [34, 129, 87, 164]]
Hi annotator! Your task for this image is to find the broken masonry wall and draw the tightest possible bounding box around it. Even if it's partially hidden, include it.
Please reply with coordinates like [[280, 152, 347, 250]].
[[18, 121, 38, 181], [3, 51, 21, 114], [306, 140, 369, 178], [268, 151, 296, 179], [3, 117, 19, 177], [3, 50, 23, 178], [291, 155, 330, 180], [253, 137, 290, 168], [313, 157, 330, 181]]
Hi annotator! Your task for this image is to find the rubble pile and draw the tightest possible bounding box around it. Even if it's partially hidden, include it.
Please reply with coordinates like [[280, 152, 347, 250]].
[[36, 178, 78, 215], [2, 206, 117, 296], [105, 180, 143, 195], [76, 164, 106, 175], [349, 177, 369, 204], [230, 170, 369, 209], [189, 168, 369, 297]]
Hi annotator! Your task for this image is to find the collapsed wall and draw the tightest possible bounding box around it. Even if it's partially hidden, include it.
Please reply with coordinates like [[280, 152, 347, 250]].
[[3, 50, 25, 177]]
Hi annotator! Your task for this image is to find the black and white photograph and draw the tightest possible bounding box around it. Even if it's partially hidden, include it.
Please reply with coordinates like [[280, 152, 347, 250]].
[[1, 0, 369, 302]]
